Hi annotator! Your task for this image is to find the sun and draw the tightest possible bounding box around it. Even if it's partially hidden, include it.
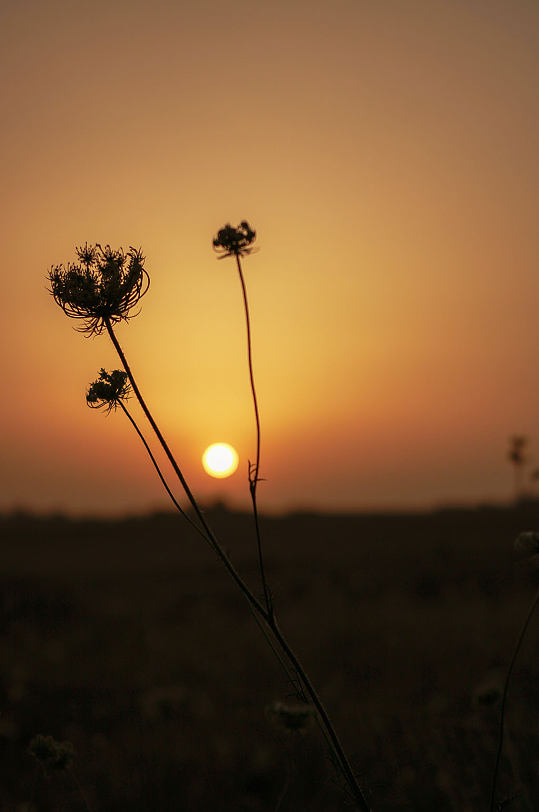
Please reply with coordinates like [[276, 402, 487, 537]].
[[202, 443, 239, 479]]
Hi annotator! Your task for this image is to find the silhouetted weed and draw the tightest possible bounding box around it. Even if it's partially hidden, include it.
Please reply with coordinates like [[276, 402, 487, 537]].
[[48, 229, 371, 810]]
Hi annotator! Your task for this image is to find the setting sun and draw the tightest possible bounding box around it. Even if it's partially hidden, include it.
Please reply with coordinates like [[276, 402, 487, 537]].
[[202, 443, 239, 479]]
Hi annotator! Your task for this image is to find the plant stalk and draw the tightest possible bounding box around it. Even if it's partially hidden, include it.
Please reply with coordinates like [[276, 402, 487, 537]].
[[235, 254, 273, 618], [490, 586, 539, 811], [118, 401, 208, 543], [105, 318, 268, 616]]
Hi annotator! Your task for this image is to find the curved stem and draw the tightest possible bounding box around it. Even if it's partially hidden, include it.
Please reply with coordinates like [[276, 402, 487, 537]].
[[120, 399, 305, 706], [490, 586, 539, 811], [106, 320, 204, 528], [236, 254, 272, 617], [269, 617, 371, 811], [236, 254, 261, 480], [105, 318, 267, 619], [118, 401, 209, 544]]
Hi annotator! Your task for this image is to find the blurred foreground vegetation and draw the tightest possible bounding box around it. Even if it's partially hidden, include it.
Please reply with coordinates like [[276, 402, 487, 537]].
[[2, 503, 539, 810]]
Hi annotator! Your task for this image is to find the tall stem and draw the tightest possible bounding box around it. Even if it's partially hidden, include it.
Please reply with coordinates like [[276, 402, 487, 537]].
[[490, 587, 539, 811], [105, 318, 266, 617], [268, 616, 370, 811], [120, 399, 304, 703], [118, 401, 208, 543], [235, 254, 272, 617]]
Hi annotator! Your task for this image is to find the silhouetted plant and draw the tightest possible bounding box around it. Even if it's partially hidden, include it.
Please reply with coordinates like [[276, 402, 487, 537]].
[[490, 531, 539, 811], [213, 220, 256, 258], [48, 236, 372, 811], [86, 368, 130, 413], [86, 368, 208, 539], [49, 243, 149, 336], [267, 700, 315, 733], [213, 221, 272, 617], [28, 734, 74, 772], [28, 734, 91, 810], [507, 435, 528, 502]]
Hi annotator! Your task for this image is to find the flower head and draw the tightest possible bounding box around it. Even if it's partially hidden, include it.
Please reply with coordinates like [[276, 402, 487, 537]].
[[508, 435, 527, 465], [212, 221, 256, 259], [28, 734, 75, 772], [515, 531, 539, 555], [86, 368, 130, 412], [49, 243, 149, 335], [266, 700, 314, 733]]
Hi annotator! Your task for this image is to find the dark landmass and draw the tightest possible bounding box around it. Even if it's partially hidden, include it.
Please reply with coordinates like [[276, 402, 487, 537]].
[[2, 503, 539, 810]]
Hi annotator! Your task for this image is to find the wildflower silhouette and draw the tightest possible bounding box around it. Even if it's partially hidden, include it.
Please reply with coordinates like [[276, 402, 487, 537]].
[[49, 243, 149, 335], [491, 531, 539, 811], [507, 435, 528, 501], [28, 734, 92, 810], [212, 220, 256, 258], [213, 221, 271, 616], [86, 368, 205, 539], [28, 734, 74, 772], [267, 700, 315, 733], [86, 369, 130, 413], [49, 238, 372, 812]]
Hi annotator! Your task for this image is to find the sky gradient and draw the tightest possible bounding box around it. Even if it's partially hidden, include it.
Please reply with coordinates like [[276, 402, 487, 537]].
[[2, 0, 539, 515]]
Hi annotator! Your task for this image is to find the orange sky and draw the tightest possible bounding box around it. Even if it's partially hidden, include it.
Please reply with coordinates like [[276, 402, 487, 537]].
[[2, 0, 539, 514]]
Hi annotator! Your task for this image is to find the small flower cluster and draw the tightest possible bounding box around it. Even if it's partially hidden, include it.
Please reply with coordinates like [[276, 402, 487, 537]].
[[49, 243, 149, 335], [508, 435, 527, 466], [266, 700, 314, 733], [86, 368, 130, 412], [28, 734, 75, 772], [213, 221, 256, 258], [515, 531, 539, 555]]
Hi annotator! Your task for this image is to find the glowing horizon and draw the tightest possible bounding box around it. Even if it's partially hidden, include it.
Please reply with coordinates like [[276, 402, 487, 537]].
[[2, 0, 539, 515]]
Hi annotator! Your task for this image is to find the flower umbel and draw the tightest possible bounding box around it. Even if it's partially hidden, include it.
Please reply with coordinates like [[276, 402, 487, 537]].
[[49, 243, 149, 335], [87, 368, 130, 412], [266, 700, 315, 733], [212, 221, 256, 258], [28, 734, 75, 772]]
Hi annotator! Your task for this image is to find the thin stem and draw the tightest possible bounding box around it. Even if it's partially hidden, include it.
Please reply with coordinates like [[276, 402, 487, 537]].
[[235, 254, 261, 480], [269, 617, 371, 812], [105, 318, 267, 619], [69, 767, 93, 812], [121, 396, 306, 705], [248, 604, 305, 702], [490, 586, 539, 811], [105, 319, 205, 530], [236, 254, 272, 617], [117, 401, 210, 545]]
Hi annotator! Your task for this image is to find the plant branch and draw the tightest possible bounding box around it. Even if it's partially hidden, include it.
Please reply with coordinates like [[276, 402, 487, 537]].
[[236, 254, 272, 617], [105, 318, 268, 618], [490, 586, 539, 811], [269, 617, 371, 811], [117, 401, 210, 545]]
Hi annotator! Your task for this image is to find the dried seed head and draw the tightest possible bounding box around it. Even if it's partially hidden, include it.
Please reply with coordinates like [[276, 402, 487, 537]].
[[508, 435, 528, 465], [515, 531, 539, 555], [28, 734, 75, 771], [87, 368, 130, 412], [212, 221, 256, 259], [266, 700, 315, 733], [48, 243, 149, 335]]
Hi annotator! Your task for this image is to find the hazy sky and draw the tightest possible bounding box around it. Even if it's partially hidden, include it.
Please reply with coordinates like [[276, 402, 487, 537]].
[[2, 0, 539, 514]]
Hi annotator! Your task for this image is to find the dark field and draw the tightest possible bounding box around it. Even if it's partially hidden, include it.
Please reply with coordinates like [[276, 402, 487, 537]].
[[2, 504, 539, 811]]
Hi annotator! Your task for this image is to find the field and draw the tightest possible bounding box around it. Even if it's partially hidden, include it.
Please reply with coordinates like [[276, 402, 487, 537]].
[[2, 503, 539, 811]]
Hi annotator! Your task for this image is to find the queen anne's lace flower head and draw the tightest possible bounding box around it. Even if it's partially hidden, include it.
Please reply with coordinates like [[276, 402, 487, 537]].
[[212, 221, 256, 259], [49, 243, 149, 335], [86, 368, 130, 412]]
